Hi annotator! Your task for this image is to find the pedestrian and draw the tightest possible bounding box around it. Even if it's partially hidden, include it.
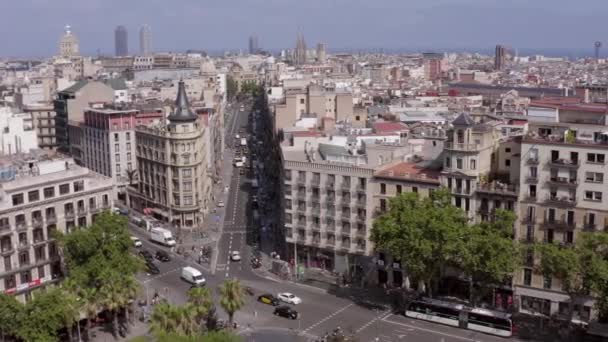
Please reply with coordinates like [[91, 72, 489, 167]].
[[254, 310, 258, 318]]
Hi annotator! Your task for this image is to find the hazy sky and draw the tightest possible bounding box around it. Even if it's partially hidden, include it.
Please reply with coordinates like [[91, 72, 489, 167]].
[[1, 0, 606, 57]]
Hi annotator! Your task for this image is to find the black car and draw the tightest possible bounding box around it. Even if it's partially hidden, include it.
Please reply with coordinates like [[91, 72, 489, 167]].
[[274, 306, 298, 319], [258, 294, 280, 306], [139, 250, 154, 262], [145, 261, 160, 275], [155, 250, 170, 262]]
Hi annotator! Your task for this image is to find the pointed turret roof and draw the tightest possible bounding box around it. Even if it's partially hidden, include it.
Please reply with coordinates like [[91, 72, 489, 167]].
[[452, 113, 475, 126], [168, 80, 197, 123]]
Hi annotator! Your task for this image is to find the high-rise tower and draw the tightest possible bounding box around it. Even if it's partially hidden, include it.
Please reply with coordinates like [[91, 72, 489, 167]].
[[495, 44, 506, 71], [59, 25, 80, 57], [316, 42, 327, 64], [595, 41, 602, 61], [294, 31, 307, 66], [114, 25, 128, 56], [248, 35, 259, 54], [139, 25, 151, 56]]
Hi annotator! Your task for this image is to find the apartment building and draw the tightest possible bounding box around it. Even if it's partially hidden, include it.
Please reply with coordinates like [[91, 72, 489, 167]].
[[0, 152, 114, 302], [371, 161, 441, 286], [74, 105, 163, 199], [24, 103, 57, 150], [129, 81, 212, 228], [0, 107, 38, 155], [516, 120, 608, 321]]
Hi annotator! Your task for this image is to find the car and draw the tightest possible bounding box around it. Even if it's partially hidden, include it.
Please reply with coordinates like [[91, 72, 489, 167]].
[[258, 294, 280, 306], [130, 236, 143, 248], [145, 261, 160, 275], [218, 201, 225, 208], [155, 250, 171, 262], [139, 250, 154, 262], [230, 251, 241, 262], [277, 292, 302, 305], [224, 186, 229, 193], [274, 306, 299, 319]]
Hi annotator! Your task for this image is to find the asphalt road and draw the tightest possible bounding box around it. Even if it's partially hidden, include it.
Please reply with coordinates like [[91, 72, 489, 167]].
[[129, 102, 516, 342]]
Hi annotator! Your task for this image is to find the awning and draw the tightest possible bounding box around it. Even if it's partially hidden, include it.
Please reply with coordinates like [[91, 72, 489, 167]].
[[152, 208, 169, 217]]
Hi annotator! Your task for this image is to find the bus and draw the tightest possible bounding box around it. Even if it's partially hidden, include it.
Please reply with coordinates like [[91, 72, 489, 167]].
[[405, 298, 513, 338]]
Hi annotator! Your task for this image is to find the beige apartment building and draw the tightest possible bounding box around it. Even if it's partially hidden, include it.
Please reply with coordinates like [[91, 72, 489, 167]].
[[24, 104, 57, 150], [0, 153, 114, 302], [516, 119, 608, 321], [273, 84, 354, 132], [130, 81, 212, 228]]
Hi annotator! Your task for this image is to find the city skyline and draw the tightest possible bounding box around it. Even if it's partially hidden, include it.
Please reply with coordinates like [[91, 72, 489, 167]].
[[1, 0, 608, 57]]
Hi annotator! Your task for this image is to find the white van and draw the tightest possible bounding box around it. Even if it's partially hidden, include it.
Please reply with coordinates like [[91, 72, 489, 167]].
[[130, 236, 142, 248], [150, 227, 176, 247], [181, 266, 206, 286]]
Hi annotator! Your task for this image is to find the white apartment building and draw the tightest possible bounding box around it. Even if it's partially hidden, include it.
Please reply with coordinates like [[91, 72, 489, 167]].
[[0, 153, 114, 302], [0, 107, 38, 155]]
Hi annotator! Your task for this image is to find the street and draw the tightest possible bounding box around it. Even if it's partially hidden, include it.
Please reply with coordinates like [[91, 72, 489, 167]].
[[127, 101, 515, 342]]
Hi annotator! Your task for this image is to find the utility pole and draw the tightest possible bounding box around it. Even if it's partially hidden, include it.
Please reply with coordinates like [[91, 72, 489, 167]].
[[294, 242, 298, 282]]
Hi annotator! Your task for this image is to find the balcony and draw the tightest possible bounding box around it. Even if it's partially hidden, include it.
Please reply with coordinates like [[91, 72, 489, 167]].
[[583, 223, 597, 231], [373, 207, 386, 218], [311, 206, 321, 216], [549, 158, 580, 169], [545, 195, 577, 207], [296, 235, 307, 243], [341, 211, 351, 220], [476, 182, 518, 197], [16, 221, 27, 231], [296, 206, 306, 215], [46, 214, 57, 224], [326, 239, 335, 247], [296, 192, 307, 201], [311, 178, 321, 187], [547, 177, 578, 188], [296, 221, 307, 230], [355, 229, 366, 238], [310, 195, 320, 204], [326, 209, 335, 217], [341, 182, 351, 191], [521, 216, 536, 225], [0, 221, 10, 232], [355, 215, 366, 224], [356, 184, 367, 193], [340, 241, 351, 251], [542, 218, 576, 231], [32, 217, 44, 228], [341, 196, 351, 205], [325, 222, 336, 232], [445, 142, 481, 151], [525, 176, 539, 184], [453, 187, 471, 195], [325, 181, 335, 189], [296, 177, 306, 186], [522, 194, 537, 202], [89, 205, 100, 214], [311, 238, 322, 246], [526, 157, 540, 165], [1, 244, 14, 255], [77, 206, 87, 216], [310, 224, 321, 232], [355, 244, 367, 253], [64, 210, 75, 219], [326, 194, 336, 203], [355, 198, 366, 208]]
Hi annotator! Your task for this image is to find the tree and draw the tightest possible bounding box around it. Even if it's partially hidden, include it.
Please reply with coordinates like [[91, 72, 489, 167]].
[[370, 189, 467, 296], [0, 293, 23, 340], [187, 286, 213, 325], [218, 279, 246, 327], [16, 287, 67, 342], [226, 76, 238, 100], [460, 210, 521, 305], [101, 274, 125, 338], [80, 287, 101, 341], [149, 302, 198, 338], [577, 232, 608, 322]]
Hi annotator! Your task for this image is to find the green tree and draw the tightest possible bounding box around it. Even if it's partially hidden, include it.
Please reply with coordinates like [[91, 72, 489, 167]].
[[370, 189, 467, 296], [101, 275, 125, 337], [80, 287, 101, 341], [577, 232, 608, 322], [0, 293, 23, 340], [460, 209, 521, 305], [218, 279, 246, 327], [188, 286, 213, 325], [149, 302, 199, 338], [17, 287, 67, 342], [226, 76, 238, 100]]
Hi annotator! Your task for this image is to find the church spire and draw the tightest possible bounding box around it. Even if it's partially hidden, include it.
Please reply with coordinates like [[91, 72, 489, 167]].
[[167, 80, 197, 123]]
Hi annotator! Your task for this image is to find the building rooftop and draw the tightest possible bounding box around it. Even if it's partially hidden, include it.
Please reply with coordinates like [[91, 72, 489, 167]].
[[373, 122, 408, 134], [374, 161, 441, 184]]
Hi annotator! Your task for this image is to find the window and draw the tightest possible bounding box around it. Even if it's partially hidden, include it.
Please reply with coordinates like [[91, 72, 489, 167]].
[[126, 142, 131, 150], [183, 181, 192, 191], [396, 185, 402, 194], [456, 158, 463, 169], [380, 183, 386, 194], [585, 191, 603, 202], [524, 269, 532, 286], [115, 154, 120, 162], [505, 159, 511, 167], [38, 265, 45, 278], [28, 190, 39, 202], [445, 157, 451, 168], [126, 132, 131, 140], [300, 98, 305, 104], [116, 164, 121, 173], [59, 183, 70, 195], [43, 187, 55, 199], [585, 172, 604, 183], [4, 275, 16, 290], [587, 153, 605, 164], [12, 193, 24, 206], [547, 229, 554, 243], [115, 143, 119, 151], [565, 231, 574, 244], [182, 169, 192, 177], [184, 196, 193, 205], [73, 180, 84, 192], [113, 123, 118, 130], [543, 275, 552, 289], [128, 163, 132, 170], [412, 187, 418, 193], [114, 133, 119, 142], [470, 159, 476, 170], [505, 147, 511, 153]]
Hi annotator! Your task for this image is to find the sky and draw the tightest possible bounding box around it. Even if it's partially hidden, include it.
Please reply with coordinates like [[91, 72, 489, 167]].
[[1, 0, 607, 57]]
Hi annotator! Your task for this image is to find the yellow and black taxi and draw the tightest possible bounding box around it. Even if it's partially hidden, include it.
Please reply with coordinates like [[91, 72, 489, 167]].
[[258, 293, 280, 306]]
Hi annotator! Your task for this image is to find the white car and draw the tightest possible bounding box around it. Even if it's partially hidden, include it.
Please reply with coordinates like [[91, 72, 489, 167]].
[[230, 251, 241, 262], [218, 201, 225, 208], [130, 236, 142, 248], [277, 292, 302, 305]]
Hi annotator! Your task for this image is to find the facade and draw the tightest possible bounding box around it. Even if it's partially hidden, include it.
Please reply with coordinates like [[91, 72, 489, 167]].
[[515, 120, 608, 321], [130, 81, 213, 228], [422, 52, 447, 81], [133, 56, 154, 71], [24, 103, 57, 150], [0, 153, 114, 302], [115, 25, 129, 57], [77, 105, 163, 199], [139, 25, 151, 56], [0, 108, 38, 155], [58, 25, 79, 57], [495, 45, 506, 71], [54, 80, 115, 152]]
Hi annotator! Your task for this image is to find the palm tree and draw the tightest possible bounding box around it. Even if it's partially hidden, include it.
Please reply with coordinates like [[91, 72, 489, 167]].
[[80, 287, 100, 341], [100, 280, 123, 338], [187, 287, 213, 325], [218, 279, 246, 328], [150, 303, 199, 338], [120, 276, 140, 332]]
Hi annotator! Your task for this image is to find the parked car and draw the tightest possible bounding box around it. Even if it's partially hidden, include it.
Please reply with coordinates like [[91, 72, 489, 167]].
[[218, 201, 225, 208], [139, 250, 154, 262], [145, 261, 160, 275], [277, 292, 302, 305], [155, 250, 171, 262], [274, 306, 299, 319], [258, 294, 280, 306], [130, 236, 142, 248]]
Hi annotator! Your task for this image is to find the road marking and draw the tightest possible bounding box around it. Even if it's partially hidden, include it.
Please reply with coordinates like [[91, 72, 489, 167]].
[[381, 315, 478, 342], [142, 267, 181, 284], [301, 303, 354, 334], [355, 310, 391, 333], [216, 264, 226, 271]]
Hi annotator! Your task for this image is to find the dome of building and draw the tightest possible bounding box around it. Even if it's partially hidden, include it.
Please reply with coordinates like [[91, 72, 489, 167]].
[[200, 58, 217, 74]]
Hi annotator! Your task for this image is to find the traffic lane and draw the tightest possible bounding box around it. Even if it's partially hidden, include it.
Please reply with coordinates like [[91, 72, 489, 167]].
[[378, 313, 511, 342], [303, 302, 389, 338]]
